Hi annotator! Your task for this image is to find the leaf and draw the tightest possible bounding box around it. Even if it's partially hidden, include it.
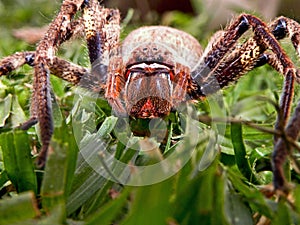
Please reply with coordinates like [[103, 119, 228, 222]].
[[227, 168, 273, 218], [40, 106, 78, 215], [50, 75, 67, 98], [0, 130, 37, 193], [0, 170, 9, 188], [52, 118, 79, 196], [41, 140, 69, 214], [173, 161, 230, 225], [66, 116, 119, 215], [66, 148, 111, 216], [225, 192, 253, 225], [40, 119, 78, 217], [96, 116, 118, 137], [272, 200, 292, 225], [230, 122, 260, 184], [121, 179, 174, 225], [51, 91, 64, 127], [0, 191, 40, 225], [11, 95, 27, 127], [85, 188, 131, 225], [0, 94, 12, 127]]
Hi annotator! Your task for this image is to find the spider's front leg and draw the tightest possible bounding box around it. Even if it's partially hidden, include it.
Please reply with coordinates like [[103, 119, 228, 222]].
[[191, 14, 300, 191], [266, 16, 300, 192], [0, 51, 88, 86], [32, 0, 118, 166], [81, 0, 123, 115], [0, 52, 89, 130], [247, 16, 300, 192], [0, 0, 120, 167], [30, 0, 86, 167], [193, 14, 298, 125], [0, 0, 85, 166]]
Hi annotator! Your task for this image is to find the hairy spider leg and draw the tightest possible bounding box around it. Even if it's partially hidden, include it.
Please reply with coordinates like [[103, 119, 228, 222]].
[[190, 14, 250, 96], [0, 16, 86, 78], [0, 1, 86, 167], [237, 16, 300, 192], [191, 14, 300, 191], [0, 51, 88, 86], [272, 99, 300, 193], [266, 16, 300, 192], [81, 0, 126, 114], [192, 14, 297, 126], [20, 0, 85, 167], [33, 0, 84, 166], [254, 17, 300, 128], [82, 0, 121, 94], [0, 0, 120, 167]]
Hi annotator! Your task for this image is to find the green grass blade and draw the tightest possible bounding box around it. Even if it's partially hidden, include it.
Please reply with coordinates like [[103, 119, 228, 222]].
[[52, 119, 79, 196], [66, 153, 111, 215], [230, 122, 260, 184], [11, 95, 27, 127], [272, 200, 292, 225], [0, 170, 9, 188], [85, 188, 130, 225], [0, 191, 40, 225], [66, 116, 118, 215], [0, 94, 12, 127], [0, 130, 37, 193], [41, 116, 78, 215], [227, 168, 274, 218], [121, 179, 173, 225], [40, 140, 68, 214]]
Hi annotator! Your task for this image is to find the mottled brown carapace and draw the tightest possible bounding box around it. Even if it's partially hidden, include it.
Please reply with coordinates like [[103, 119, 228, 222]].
[[1, 0, 300, 192], [107, 26, 203, 118]]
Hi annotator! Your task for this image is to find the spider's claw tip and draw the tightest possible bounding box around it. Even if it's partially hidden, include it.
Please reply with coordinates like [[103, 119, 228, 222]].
[[82, 0, 90, 8], [272, 19, 288, 40], [25, 53, 35, 66], [35, 145, 49, 169], [237, 15, 250, 35], [36, 156, 46, 169]]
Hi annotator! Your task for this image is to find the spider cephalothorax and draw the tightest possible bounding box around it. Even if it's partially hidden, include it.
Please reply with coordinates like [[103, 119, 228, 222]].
[[1, 0, 300, 192], [107, 26, 203, 118]]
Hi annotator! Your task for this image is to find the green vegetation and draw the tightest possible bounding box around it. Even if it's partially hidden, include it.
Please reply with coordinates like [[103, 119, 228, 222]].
[[1, 0, 300, 224]]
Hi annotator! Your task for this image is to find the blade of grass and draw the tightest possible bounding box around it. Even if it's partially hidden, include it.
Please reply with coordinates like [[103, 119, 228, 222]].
[[272, 200, 292, 225], [0, 130, 37, 193], [53, 118, 79, 196], [230, 122, 261, 184], [0, 170, 9, 188], [11, 95, 27, 127], [85, 188, 131, 225], [226, 168, 273, 218], [0, 191, 40, 225], [40, 140, 68, 215], [121, 179, 173, 225], [0, 94, 12, 127], [41, 117, 78, 215], [66, 116, 119, 215]]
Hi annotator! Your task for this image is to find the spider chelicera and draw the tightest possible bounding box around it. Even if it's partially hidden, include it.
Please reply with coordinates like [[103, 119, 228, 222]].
[[1, 0, 300, 192]]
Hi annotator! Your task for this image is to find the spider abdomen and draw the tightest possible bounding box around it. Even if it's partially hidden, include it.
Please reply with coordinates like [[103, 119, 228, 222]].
[[122, 26, 203, 69]]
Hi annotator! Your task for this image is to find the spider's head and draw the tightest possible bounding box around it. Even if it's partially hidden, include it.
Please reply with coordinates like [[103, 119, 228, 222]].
[[124, 62, 175, 118]]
